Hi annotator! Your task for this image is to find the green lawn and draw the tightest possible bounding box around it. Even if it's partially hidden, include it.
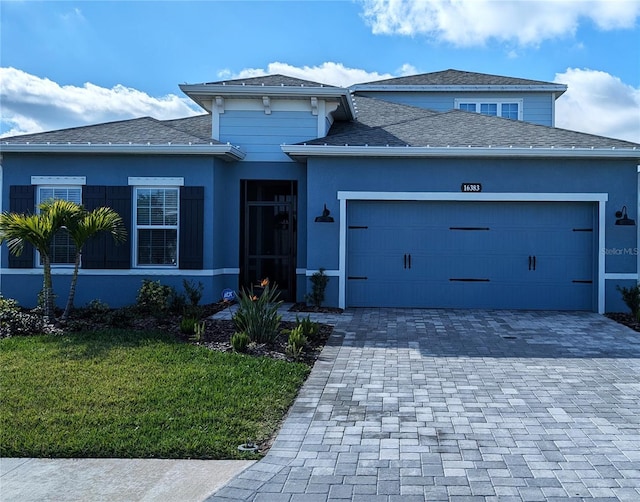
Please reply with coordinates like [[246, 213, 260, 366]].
[[0, 329, 309, 459]]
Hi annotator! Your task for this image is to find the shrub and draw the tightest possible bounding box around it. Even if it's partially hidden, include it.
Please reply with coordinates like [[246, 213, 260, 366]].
[[86, 299, 110, 314], [305, 268, 329, 308], [285, 325, 307, 360], [232, 282, 282, 344], [83, 299, 110, 321], [617, 284, 640, 318], [0, 296, 46, 338], [136, 279, 173, 316], [296, 315, 320, 340], [107, 306, 136, 328], [231, 331, 250, 352], [180, 316, 198, 334], [183, 280, 204, 307]]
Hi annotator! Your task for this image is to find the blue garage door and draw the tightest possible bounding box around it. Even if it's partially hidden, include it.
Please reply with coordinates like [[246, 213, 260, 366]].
[[347, 201, 596, 310]]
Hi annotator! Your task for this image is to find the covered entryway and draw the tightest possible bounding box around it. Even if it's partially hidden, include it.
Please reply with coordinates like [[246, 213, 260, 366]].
[[240, 180, 297, 301], [345, 197, 600, 310]]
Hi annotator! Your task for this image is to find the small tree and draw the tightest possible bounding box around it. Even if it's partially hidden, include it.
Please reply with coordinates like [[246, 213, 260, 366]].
[[617, 283, 640, 319], [61, 205, 126, 321], [0, 200, 79, 321], [305, 268, 329, 308]]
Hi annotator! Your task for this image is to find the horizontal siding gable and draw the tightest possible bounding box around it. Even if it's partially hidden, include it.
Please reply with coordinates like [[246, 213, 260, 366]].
[[220, 110, 318, 161], [357, 91, 554, 126]]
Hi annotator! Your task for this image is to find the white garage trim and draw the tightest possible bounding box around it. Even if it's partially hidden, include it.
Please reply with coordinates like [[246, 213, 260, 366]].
[[337, 192, 608, 313]]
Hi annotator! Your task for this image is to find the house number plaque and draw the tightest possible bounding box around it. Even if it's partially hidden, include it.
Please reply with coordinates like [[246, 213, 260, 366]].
[[461, 183, 482, 192]]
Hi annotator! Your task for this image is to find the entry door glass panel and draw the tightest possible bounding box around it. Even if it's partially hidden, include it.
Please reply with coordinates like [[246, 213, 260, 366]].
[[241, 181, 296, 301]]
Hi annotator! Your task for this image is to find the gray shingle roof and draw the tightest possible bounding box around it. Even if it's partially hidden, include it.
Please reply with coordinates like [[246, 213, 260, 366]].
[[303, 96, 639, 150], [357, 69, 560, 87], [204, 74, 335, 88], [1, 115, 215, 145]]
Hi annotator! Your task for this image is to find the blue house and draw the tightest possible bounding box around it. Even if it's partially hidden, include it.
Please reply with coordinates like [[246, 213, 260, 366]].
[[1, 69, 638, 313]]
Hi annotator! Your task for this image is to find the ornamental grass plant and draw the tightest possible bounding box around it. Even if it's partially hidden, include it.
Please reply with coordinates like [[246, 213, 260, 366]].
[[232, 280, 283, 344]]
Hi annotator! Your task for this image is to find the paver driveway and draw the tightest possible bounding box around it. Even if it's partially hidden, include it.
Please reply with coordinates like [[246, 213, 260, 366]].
[[210, 309, 640, 501]]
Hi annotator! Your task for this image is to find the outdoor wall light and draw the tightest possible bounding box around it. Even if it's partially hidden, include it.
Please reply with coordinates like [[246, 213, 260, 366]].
[[615, 206, 636, 226], [315, 204, 334, 223]]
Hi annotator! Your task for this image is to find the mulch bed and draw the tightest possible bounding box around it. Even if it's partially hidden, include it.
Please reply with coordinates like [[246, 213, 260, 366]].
[[605, 312, 640, 333], [65, 301, 336, 366]]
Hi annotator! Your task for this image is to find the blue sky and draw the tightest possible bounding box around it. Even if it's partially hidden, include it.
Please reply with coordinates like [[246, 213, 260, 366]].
[[1, 0, 639, 142]]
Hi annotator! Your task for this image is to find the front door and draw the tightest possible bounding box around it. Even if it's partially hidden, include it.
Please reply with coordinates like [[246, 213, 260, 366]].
[[240, 180, 297, 301]]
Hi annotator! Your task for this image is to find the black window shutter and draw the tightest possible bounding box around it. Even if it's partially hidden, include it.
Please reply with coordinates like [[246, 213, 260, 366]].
[[179, 186, 204, 270], [8, 186, 35, 268], [81, 186, 131, 269], [82, 186, 107, 268]]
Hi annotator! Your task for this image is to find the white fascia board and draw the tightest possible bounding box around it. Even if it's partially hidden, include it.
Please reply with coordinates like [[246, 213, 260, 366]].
[[180, 84, 356, 119], [281, 144, 640, 160], [1, 143, 246, 161], [180, 83, 348, 98], [350, 84, 568, 96]]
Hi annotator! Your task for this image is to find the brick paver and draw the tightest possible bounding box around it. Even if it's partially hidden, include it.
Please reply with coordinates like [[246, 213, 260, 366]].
[[208, 309, 640, 501]]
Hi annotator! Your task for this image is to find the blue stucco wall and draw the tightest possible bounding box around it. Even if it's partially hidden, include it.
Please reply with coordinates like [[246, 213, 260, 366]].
[[0, 154, 308, 308], [305, 156, 638, 311], [356, 91, 555, 126], [2, 152, 637, 312]]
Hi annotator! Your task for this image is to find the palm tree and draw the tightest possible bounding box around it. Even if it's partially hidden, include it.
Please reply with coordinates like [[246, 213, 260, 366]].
[[0, 199, 81, 321], [61, 206, 126, 321]]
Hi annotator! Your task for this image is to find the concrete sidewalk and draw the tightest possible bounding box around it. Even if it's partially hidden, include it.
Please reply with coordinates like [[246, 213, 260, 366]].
[[0, 458, 254, 502]]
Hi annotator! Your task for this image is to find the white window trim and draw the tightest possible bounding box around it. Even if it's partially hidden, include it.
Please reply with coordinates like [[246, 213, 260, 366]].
[[133, 186, 180, 268], [454, 98, 523, 120], [31, 176, 86, 185], [128, 177, 184, 186]]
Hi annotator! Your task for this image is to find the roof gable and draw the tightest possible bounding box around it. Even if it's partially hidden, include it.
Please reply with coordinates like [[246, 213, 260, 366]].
[[302, 96, 639, 151], [357, 69, 560, 87], [1, 115, 214, 145], [203, 74, 335, 88]]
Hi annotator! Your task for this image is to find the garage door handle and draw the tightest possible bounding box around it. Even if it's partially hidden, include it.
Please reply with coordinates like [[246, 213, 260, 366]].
[[528, 256, 532, 270], [533, 256, 536, 271], [408, 254, 411, 269], [403, 254, 407, 269]]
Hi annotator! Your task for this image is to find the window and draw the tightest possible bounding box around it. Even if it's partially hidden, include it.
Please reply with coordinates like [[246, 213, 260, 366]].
[[480, 103, 498, 116], [501, 103, 519, 120], [455, 99, 522, 120], [37, 186, 82, 265], [134, 187, 179, 266]]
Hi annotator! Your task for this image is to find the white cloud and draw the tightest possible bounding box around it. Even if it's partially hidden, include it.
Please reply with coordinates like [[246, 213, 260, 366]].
[[0, 67, 201, 137], [555, 68, 640, 143], [218, 61, 407, 87], [2, 64, 637, 144], [360, 0, 640, 46]]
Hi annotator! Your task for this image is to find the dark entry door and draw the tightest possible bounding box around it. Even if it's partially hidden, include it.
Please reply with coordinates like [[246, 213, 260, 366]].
[[240, 180, 297, 301]]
